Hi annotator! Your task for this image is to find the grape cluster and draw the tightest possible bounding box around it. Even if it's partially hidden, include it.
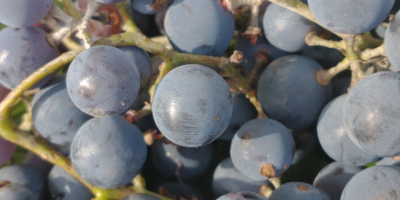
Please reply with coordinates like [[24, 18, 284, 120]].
[[1, 0, 400, 200]]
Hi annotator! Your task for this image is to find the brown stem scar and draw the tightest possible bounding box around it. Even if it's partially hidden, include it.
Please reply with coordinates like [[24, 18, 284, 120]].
[[259, 162, 275, 178]]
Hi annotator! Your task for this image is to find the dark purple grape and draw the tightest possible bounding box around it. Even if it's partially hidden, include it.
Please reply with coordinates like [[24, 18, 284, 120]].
[[151, 139, 213, 180], [342, 72, 400, 157], [0, 0, 53, 27], [48, 166, 92, 200], [0, 27, 59, 89], [164, 0, 234, 56], [32, 76, 91, 155], [212, 158, 273, 198], [235, 34, 286, 73], [257, 55, 332, 130], [66, 45, 140, 117], [269, 182, 330, 200], [308, 0, 394, 34], [118, 46, 152, 88], [263, 2, 318, 52], [217, 191, 267, 200], [0, 183, 35, 200], [71, 116, 147, 188], [218, 93, 257, 141], [152, 64, 232, 147], [313, 162, 361, 200], [0, 138, 16, 166], [341, 165, 400, 200], [230, 119, 295, 180], [317, 94, 378, 166], [0, 83, 10, 101], [385, 10, 400, 71], [0, 165, 45, 200]]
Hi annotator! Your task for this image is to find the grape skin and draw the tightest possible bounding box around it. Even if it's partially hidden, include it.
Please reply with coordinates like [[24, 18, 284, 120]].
[[308, 0, 394, 34], [269, 182, 330, 200], [385, 10, 400, 71], [230, 118, 295, 181], [0, 27, 59, 89], [218, 93, 258, 141], [66, 45, 140, 117], [257, 55, 332, 130], [0, 138, 16, 166], [71, 116, 147, 189], [32, 76, 91, 155], [164, 0, 234, 56], [212, 158, 273, 198], [341, 165, 400, 200], [0, 183, 35, 200], [217, 191, 267, 200], [235, 34, 286, 74], [317, 94, 378, 166], [48, 166, 92, 200], [342, 72, 400, 157], [0, 165, 44, 200], [151, 140, 213, 180], [313, 162, 362, 200], [263, 3, 318, 52], [152, 64, 232, 147], [118, 46, 152, 88], [0, 0, 53, 27]]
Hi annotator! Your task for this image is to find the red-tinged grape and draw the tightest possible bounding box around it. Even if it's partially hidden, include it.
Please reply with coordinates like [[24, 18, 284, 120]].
[[0, 138, 16, 166]]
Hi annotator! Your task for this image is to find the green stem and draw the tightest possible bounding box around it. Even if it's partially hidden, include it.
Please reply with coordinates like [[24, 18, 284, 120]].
[[54, 0, 82, 21]]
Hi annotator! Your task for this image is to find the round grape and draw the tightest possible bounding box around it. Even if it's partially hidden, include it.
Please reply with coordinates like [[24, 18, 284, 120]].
[[308, 0, 394, 34], [164, 0, 234, 56], [66, 45, 140, 117], [263, 2, 318, 52], [343, 72, 400, 157], [317, 94, 379, 165], [0, 27, 59, 89], [152, 64, 232, 147], [385, 10, 400, 71], [71, 116, 146, 188], [257, 55, 332, 130], [230, 118, 295, 180], [341, 165, 400, 200], [0, 0, 53, 27]]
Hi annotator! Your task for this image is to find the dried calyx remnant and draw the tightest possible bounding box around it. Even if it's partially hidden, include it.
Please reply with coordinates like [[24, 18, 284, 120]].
[[259, 162, 275, 178], [0, 180, 11, 190], [297, 185, 309, 192], [151, 0, 171, 11]]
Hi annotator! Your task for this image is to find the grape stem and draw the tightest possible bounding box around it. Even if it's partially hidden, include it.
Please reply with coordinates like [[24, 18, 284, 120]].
[[316, 57, 350, 86], [360, 44, 385, 61], [344, 36, 365, 87], [76, 0, 100, 48], [305, 31, 345, 51], [54, 0, 82, 21]]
